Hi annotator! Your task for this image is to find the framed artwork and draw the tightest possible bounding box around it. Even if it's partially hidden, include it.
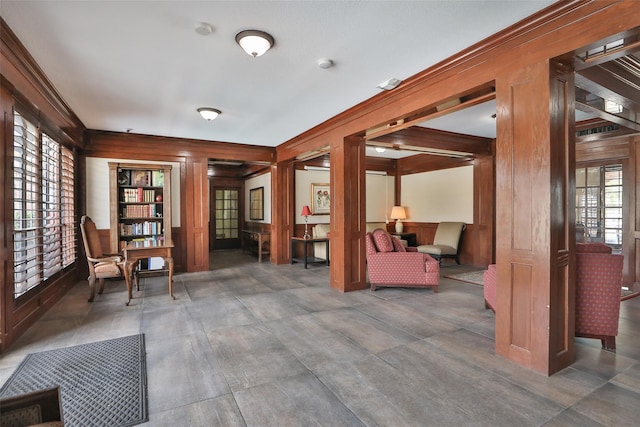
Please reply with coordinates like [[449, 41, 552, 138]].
[[131, 170, 150, 187], [249, 187, 264, 220], [311, 183, 330, 215]]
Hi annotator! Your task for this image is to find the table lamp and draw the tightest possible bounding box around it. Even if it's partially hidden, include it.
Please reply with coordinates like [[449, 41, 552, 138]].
[[301, 205, 312, 239], [390, 206, 407, 233]]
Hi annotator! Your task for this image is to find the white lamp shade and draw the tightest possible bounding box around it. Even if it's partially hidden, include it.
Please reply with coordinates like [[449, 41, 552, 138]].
[[236, 30, 274, 57], [390, 206, 406, 220]]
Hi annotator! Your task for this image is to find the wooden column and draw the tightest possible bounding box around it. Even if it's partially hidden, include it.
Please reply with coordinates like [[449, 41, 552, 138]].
[[330, 136, 367, 292], [631, 137, 640, 286], [270, 161, 294, 264], [184, 157, 209, 272], [495, 60, 575, 375], [473, 149, 496, 265]]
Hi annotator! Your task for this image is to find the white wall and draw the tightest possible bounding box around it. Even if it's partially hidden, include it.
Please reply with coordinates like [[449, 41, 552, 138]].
[[401, 165, 473, 224], [295, 169, 330, 224], [86, 157, 181, 229], [366, 174, 395, 223], [294, 169, 395, 224], [244, 172, 271, 223]]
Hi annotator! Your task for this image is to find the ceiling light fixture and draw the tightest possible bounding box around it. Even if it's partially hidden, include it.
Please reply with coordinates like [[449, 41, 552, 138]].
[[195, 22, 213, 36], [317, 58, 334, 69], [197, 108, 221, 121], [376, 78, 402, 91], [235, 30, 274, 57], [375, 147, 386, 153]]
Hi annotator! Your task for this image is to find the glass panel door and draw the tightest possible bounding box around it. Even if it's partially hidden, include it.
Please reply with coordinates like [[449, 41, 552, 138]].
[[213, 189, 239, 249]]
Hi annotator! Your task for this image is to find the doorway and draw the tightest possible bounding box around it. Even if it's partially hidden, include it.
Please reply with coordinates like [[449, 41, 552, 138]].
[[210, 187, 241, 250]]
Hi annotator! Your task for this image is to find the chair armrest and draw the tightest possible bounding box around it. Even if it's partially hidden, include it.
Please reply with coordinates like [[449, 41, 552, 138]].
[[87, 255, 122, 263]]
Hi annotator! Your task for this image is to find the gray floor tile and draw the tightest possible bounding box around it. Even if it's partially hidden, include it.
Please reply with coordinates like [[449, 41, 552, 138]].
[[147, 394, 246, 427], [234, 373, 364, 427]]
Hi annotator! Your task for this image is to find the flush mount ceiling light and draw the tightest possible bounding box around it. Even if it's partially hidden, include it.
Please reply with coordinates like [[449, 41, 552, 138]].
[[317, 58, 334, 69], [197, 108, 221, 121], [376, 78, 402, 91], [195, 22, 213, 36], [235, 30, 274, 57]]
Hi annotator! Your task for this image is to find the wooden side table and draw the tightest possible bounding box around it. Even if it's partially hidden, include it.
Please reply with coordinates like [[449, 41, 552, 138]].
[[241, 230, 270, 262], [290, 237, 329, 269], [123, 239, 174, 305]]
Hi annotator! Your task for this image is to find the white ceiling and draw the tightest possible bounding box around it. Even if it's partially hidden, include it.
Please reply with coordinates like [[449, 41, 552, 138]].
[[1, 1, 557, 148]]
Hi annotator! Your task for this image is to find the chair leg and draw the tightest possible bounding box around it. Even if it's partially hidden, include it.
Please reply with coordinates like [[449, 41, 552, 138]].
[[98, 277, 106, 295], [88, 275, 96, 302], [432, 285, 438, 293], [601, 336, 616, 351]]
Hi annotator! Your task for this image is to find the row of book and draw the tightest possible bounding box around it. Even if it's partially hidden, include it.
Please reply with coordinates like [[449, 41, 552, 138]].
[[122, 204, 161, 218], [122, 188, 158, 203], [120, 221, 163, 237]]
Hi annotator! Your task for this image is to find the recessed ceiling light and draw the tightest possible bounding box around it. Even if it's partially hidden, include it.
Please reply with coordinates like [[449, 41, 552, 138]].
[[195, 22, 213, 36], [317, 58, 334, 69], [197, 108, 221, 121], [376, 78, 402, 91]]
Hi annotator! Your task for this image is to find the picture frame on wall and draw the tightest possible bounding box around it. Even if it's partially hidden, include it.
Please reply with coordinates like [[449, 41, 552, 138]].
[[249, 187, 264, 220], [311, 183, 330, 215]]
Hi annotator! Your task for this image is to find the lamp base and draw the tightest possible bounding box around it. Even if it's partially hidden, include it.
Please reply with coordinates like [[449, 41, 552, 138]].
[[304, 222, 311, 239], [395, 220, 403, 233]]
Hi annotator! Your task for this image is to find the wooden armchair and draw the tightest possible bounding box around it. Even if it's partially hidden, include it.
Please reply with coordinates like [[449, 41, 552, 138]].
[[80, 215, 126, 302]]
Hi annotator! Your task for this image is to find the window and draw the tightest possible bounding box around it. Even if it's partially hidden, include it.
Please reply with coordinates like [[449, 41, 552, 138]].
[[575, 164, 623, 250], [13, 111, 76, 299]]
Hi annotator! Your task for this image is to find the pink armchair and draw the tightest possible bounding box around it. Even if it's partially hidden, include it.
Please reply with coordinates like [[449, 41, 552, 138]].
[[483, 264, 497, 312], [366, 229, 440, 292], [575, 242, 624, 350]]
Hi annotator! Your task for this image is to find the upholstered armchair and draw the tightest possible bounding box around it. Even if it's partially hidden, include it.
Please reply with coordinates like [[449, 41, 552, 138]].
[[575, 242, 624, 350], [80, 215, 127, 302], [366, 229, 439, 292], [483, 264, 497, 312], [417, 222, 466, 264], [312, 223, 331, 260]]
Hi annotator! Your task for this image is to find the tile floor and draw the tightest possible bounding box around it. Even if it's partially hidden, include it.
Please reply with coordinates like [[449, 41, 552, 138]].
[[1, 249, 639, 426]]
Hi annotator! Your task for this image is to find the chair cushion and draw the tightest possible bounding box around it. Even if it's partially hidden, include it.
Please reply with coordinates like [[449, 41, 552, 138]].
[[365, 232, 377, 256], [372, 229, 394, 252], [416, 244, 456, 255], [391, 236, 406, 252], [576, 242, 612, 254], [94, 262, 122, 277], [313, 223, 331, 238], [433, 222, 465, 250]]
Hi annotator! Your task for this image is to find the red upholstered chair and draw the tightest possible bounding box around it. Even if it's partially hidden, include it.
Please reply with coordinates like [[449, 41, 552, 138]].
[[575, 242, 624, 350], [366, 229, 439, 292], [483, 264, 497, 312]]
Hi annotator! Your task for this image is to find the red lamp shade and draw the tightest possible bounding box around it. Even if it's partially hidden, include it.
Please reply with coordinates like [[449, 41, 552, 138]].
[[300, 205, 312, 216]]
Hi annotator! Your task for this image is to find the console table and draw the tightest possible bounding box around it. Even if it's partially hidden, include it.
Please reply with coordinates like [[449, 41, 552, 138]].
[[242, 230, 270, 262], [291, 237, 329, 269], [123, 239, 174, 306]]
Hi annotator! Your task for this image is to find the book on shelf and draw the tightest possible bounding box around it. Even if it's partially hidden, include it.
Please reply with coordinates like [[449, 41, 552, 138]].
[[152, 170, 164, 187]]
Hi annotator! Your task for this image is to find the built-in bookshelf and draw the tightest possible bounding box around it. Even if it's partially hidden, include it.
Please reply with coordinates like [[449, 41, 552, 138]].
[[109, 163, 172, 267]]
